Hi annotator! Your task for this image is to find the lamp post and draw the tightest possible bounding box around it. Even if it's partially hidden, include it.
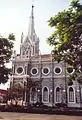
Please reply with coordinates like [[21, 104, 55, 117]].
[[50, 89, 53, 106], [37, 89, 40, 103], [60, 84, 63, 104]]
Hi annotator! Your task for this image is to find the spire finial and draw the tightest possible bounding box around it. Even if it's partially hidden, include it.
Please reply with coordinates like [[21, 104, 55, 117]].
[[28, 0, 35, 37], [32, 0, 34, 14]]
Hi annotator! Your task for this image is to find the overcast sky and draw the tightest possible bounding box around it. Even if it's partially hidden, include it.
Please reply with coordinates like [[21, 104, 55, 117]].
[[0, 0, 82, 89], [0, 0, 71, 54]]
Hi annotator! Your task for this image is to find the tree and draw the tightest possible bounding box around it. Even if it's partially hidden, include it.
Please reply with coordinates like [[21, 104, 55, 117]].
[[0, 33, 15, 84], [47, 0, 82, 82], [7, 82, 24, 105]]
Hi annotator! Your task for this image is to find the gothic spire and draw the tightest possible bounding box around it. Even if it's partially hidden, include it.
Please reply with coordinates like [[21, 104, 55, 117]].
[[21, 32, 24, 44], [28, 5, 35, 38]]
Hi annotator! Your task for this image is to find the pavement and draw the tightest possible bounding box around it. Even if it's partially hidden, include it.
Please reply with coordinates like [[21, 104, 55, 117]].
[[0, 112, 82, 120]]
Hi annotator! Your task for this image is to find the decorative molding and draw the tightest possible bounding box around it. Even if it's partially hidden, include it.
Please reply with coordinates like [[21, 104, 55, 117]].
[[54, 66, 62, 75], [42, 67, 50, 75], [31, 67, 38, 76], [15, 66, 24, 75]]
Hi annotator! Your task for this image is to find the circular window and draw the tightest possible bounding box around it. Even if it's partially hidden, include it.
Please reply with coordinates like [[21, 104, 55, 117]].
[[67, 67, 74, 74], [42, 68, 50, 75], [54, 67, 62, 75], [16, 67, 24, 75], [31, 68, 38, 75]]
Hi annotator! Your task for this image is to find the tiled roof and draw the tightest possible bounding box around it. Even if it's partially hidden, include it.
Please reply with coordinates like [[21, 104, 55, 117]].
[[0, 89, 8, 94]]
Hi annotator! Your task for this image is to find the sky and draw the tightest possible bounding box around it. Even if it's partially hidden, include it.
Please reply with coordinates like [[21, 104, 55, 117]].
[[0, 0, 82, 89]]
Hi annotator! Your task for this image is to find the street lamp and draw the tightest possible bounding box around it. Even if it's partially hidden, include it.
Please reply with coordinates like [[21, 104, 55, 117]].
[[60, 84, 63, 104], [37, 89, 40, 103], [50, 89, 53, 106], [50, 89, 52, 93]]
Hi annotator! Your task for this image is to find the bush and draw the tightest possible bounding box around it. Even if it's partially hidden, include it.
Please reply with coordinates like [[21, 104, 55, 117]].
[[55, 103, 67, 108]]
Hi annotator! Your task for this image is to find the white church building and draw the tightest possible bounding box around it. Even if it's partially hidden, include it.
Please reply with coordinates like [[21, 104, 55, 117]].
[[10, 5, 82, 108]]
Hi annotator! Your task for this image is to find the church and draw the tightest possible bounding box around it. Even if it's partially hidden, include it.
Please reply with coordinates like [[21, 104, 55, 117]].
[[10, 5, 82, 108]]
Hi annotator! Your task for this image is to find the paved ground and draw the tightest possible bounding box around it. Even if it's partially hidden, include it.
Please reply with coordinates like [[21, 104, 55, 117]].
[[0, 112, 82, 120]]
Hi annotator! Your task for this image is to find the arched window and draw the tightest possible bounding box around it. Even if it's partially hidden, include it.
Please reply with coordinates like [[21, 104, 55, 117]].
[[56, 87, 61, 102], [30, 88, 37, 102], [43, 87, 49, 103], [69, 87, 74, 102]]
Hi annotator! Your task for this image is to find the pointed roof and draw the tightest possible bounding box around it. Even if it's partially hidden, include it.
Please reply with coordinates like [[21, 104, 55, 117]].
[[28, 5, 35, 38], [21, 32, 24, 44], [21, 4, 39, 47]]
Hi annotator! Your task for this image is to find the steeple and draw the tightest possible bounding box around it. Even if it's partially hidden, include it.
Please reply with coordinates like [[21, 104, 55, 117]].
[[20, 3, 40, 57], [28, 5, 35, 38], [21, 32, 24, 44]]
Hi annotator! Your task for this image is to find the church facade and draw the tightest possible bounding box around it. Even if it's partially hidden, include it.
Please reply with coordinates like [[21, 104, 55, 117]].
[[10, 5, 82, 108]]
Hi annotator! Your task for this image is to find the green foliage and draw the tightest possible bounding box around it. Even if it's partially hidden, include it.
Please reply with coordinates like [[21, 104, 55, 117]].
[[8, 33, 15, 41], [0, 34, 15, 84], [7, 83, 24, 100], [47, 0, 82, 81]]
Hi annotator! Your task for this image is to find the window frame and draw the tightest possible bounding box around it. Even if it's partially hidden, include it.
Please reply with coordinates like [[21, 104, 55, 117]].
[[54, 66, 62, 75], [68, 87, 75, 103], [31, 67, 38, 76], [16, 66, 24, 75], [67, 67, 75, 74], [42, 67, 50, 75]]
